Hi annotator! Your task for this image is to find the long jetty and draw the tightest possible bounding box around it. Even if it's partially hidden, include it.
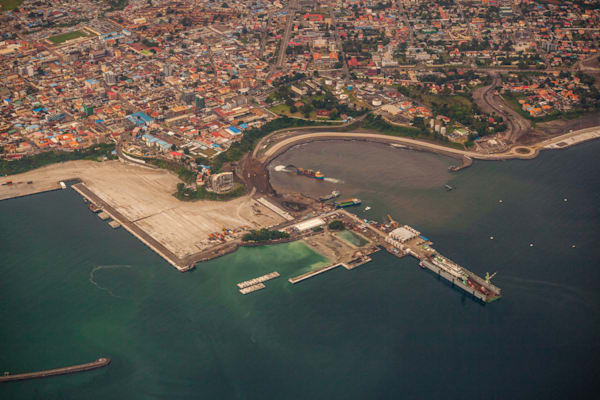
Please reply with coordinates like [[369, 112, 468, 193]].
[[288, 263, 346, 284], [0, 358, 111, 383]]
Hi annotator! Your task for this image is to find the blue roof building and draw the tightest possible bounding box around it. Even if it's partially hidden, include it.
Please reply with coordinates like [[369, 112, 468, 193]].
[[127, 112, 154, 126]]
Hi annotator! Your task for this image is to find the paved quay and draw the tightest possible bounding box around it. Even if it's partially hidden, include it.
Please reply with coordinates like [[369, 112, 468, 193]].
[[72, 183, 190, 271]]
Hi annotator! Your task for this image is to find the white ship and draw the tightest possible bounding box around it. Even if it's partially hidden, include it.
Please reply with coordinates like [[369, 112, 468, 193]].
[[430, 255, 468, 280]]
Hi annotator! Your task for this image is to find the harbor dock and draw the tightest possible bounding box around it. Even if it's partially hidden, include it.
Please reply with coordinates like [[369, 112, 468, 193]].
[[288, 263, 346, 284], [240, 283, 266, 294], [307, 209, 502, 302], [237, 272, 280, 289], [420, 260, 501, 302], [0, 358, 110, 383], [71, 183, 193, 272], [108, 221, 121, 229]]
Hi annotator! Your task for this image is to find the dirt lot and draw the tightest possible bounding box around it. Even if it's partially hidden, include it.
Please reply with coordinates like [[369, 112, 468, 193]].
[[0, 160, 284, 258]]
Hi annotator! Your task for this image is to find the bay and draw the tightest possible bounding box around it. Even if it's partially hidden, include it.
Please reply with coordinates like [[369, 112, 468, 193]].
[[1, 140, 599, 399]]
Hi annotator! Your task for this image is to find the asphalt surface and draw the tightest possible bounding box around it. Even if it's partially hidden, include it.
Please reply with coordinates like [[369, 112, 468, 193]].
[[473, 74, 530, 143]]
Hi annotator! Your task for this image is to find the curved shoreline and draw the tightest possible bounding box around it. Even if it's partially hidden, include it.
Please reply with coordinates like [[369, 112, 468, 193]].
[[258, 126, 600, 165]]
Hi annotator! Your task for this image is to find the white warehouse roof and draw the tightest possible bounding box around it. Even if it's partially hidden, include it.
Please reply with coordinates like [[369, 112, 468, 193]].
[[389, 226, 420, 242], [294, 218, 325, 232]]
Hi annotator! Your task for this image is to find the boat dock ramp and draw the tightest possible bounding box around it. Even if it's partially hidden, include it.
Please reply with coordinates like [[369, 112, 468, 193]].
[[108, 221, 121, 229], [240, 283, 266, 294], [237, 272, 280, 294], [237, 271, 280, 289]]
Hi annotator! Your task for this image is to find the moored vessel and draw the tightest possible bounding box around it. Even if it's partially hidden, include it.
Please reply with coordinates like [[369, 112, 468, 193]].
[[335, 198, 361, 208], [319, 190, 340, 201]]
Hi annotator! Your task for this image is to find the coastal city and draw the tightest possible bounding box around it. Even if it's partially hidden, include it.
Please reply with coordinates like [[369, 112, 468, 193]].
[[1, 0, 599, 170], [1, 0, 600, 395]]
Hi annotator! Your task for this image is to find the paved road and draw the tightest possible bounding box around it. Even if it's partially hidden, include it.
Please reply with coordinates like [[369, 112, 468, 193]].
[[473, 74, 531, 143], [260, 131, 528, 162], [276, 0, 297, 69], [258, 126, 600, 165], [328, 7, 350, 80]]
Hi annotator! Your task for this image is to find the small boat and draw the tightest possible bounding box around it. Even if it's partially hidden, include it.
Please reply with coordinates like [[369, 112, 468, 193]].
[[319, 190, 340, 201], [59, 181, 67, 189], [297, 168, 325, 180], [444, 184, 454, 191], [364, 206, 371, 211]]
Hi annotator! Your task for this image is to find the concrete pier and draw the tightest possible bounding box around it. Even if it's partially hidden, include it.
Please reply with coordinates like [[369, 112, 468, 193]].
[[240, 283, 266, 294], [0, 358, 110, 383], [237, 272, 280, 289], [0, 180, 64, 201], [288, 263, 344, 284], [72, 183, 192, 272]]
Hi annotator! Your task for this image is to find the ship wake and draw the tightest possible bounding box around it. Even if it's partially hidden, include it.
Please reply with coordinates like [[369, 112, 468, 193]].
[[89, 265, 133, 298]]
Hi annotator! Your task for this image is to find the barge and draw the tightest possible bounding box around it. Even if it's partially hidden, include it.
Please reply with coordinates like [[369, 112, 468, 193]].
[[335, 198, 362, 208]]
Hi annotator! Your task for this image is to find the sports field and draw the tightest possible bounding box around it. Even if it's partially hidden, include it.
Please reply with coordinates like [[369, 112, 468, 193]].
[[0, 0, 24, 11], [48, 31, 88, 44]]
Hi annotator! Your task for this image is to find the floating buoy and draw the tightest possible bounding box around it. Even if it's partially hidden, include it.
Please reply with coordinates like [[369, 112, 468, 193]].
[[572, 244, 576, 248], [530, 243, 534, 247], [490, 236, 494, 240], [564, 198, 568, 202], [499, 200, 503, 203]]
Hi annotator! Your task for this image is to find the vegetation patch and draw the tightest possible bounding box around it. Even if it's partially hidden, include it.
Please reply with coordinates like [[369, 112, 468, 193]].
[[0, 143, 116, 176], [242, 228, 290, 242], [0, 0, 24, 11], [360, 114, 465, 150], [328, 220, 345, 231], [515, 147, 532, 154], [211, 116, 324, 172], [148, 158, 196, 183]]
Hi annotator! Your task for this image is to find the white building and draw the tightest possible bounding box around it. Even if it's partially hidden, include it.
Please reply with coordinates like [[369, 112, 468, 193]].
[[388, 225, 420, 243], [294, 217, 325, 232]]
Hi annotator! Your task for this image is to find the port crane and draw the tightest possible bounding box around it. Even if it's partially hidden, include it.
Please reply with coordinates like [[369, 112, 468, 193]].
[[485, 271, 497, 283]]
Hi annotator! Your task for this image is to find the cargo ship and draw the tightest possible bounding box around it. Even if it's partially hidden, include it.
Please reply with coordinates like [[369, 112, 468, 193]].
[[319, 190, 340, 201], [296, 168, 325, 180], [335, 198, 361, 208]]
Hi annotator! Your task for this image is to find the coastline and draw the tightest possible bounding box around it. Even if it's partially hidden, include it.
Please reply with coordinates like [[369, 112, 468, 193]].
[[258, 125, 600, 165], [1, 125, 599, 272]]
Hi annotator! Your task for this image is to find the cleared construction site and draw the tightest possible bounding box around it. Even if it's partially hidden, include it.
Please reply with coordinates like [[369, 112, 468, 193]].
[[0, 160, 286, 270]]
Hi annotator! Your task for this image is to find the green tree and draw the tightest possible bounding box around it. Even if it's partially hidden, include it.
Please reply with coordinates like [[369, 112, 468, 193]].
[[328, 220, 345, 231]]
